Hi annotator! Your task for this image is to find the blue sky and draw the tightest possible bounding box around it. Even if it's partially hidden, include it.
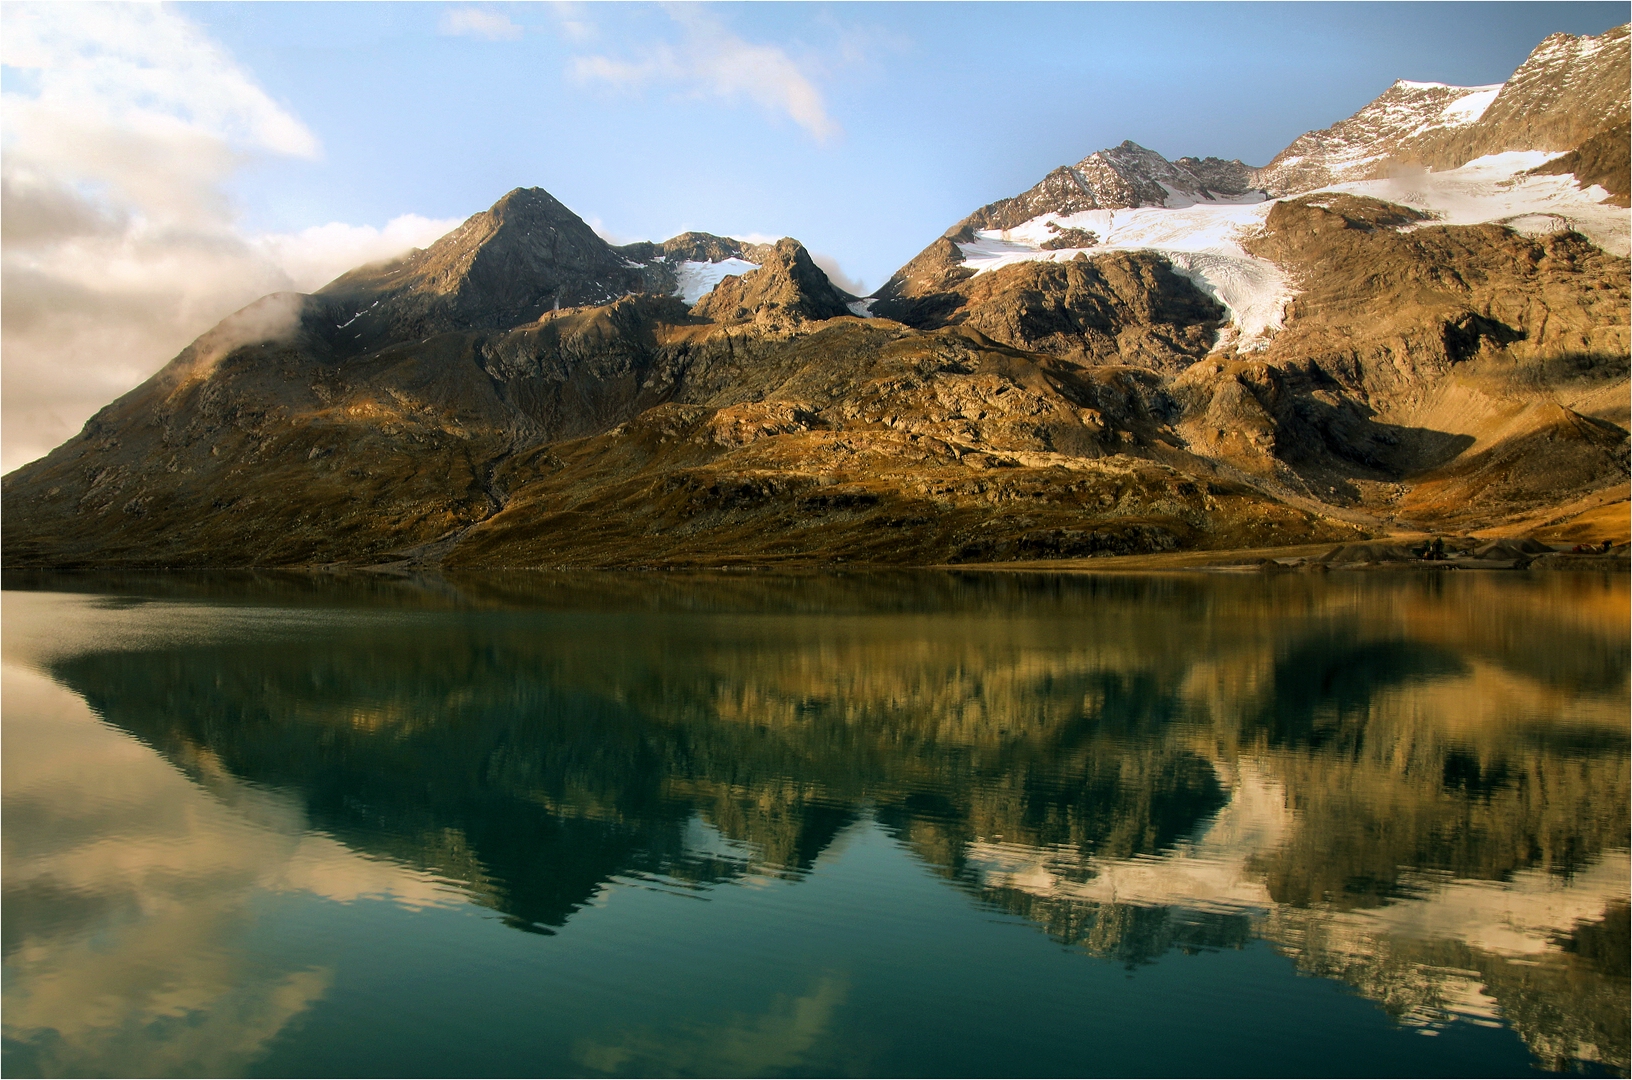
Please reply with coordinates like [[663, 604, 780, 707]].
[[2, 2, 1627, 472], [198, 1, 1628, 292]]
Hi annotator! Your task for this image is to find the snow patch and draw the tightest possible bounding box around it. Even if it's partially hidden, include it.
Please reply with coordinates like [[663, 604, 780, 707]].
[[1157, 182, 1268, 209], [1330, 151, 1630, 257], [965, 760, 1291, 915], [846, 298, 876, 318], [1439, 86, 1501, 126], [673, 258, 760, 305], [957, 199, 1293, 344]]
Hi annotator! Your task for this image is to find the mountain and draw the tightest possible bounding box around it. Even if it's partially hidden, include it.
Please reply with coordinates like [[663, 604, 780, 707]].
[[3, 23, 1628, 569], [876, 23, 1630, 318], [316, 187, 642, 342], [1251, 80, 1507, 195], [869, 141, 1266, 311], [1257, 23, 1630, 192]]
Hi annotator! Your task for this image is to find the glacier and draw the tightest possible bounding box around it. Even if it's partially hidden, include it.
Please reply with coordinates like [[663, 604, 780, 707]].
[[673, 258, 761, 305]]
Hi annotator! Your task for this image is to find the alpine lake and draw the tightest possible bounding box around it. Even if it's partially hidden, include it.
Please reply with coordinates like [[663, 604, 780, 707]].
[[3, 568, 1627, 1078]]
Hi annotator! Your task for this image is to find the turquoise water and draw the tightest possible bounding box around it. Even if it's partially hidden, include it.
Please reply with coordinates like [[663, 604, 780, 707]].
[[3, 571, 1627, 1077]]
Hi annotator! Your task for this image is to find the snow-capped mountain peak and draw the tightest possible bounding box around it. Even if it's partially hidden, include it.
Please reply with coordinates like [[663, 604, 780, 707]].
[[1257, 23, 1628, 194], [960, 141, 1262, 233], [1253, 81, 1504, 195]]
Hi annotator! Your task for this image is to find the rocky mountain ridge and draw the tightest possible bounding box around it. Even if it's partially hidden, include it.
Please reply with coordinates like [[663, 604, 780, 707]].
[[3, 22, 1627, 569], [964, 141, 1261, 232]]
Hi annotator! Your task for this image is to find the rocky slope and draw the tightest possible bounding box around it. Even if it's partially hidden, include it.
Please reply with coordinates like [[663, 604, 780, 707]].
[[3, 23, 1628, 569], [1251, 80, 1506, 196], [318, 187, 642, 341], [965, 141, 1260, 231]]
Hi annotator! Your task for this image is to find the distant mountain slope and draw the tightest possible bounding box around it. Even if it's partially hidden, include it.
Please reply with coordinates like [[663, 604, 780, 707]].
[[1252, 80, 1504, 195], [1434, 24, 1631, 165], [1530, 120, 1632, 206]]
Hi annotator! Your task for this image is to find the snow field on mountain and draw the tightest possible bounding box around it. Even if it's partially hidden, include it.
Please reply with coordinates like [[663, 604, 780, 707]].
[[957, 200, 1294, 344], [1388, 81, 1504, 133], [1437, 86, 1501, 125], [956, 149, 1629, 349], [1260, 81, 1507, 192], [1328, 151, 1632, 257], [674, 258, 760, 304]]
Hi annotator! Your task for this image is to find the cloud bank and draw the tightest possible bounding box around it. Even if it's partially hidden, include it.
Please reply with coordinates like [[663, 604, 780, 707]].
[[0, 4, 458, 474]]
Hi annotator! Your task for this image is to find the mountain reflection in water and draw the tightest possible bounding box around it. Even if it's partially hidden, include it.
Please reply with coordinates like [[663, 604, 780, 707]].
[[3, 570, 1627, 1077]]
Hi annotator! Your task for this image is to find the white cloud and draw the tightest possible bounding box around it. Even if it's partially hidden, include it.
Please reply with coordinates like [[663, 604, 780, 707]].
[[810, 252, 868, 297], [3, 3, 319, 162], [258, 214, 463, 292], [547, 1, 598, 45], [0, 4, 459, 474], [569, 8, 839, 142], [0, 655, 457, 1077], [439, 6, 523, 42]]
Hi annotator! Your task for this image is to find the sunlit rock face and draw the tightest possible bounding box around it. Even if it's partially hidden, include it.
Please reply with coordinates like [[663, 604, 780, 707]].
[[3, 571, 1626, 1073]]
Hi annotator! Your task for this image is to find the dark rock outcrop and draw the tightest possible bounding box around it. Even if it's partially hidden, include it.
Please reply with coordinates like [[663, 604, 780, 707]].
[[876, 251, 1225, 370]]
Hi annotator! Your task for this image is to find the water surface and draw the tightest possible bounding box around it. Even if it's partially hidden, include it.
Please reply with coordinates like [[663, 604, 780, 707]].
[[3, 570, 1627, 1077]]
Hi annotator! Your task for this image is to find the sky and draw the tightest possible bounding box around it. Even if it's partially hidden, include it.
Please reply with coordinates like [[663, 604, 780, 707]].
[[2, 1, 1627, 473]]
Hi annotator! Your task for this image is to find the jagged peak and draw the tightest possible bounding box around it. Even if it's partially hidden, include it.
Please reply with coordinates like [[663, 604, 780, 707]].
[[409, 187, 609, 284], [310, 185, 641, 340], [691, 237, 853, 327]]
